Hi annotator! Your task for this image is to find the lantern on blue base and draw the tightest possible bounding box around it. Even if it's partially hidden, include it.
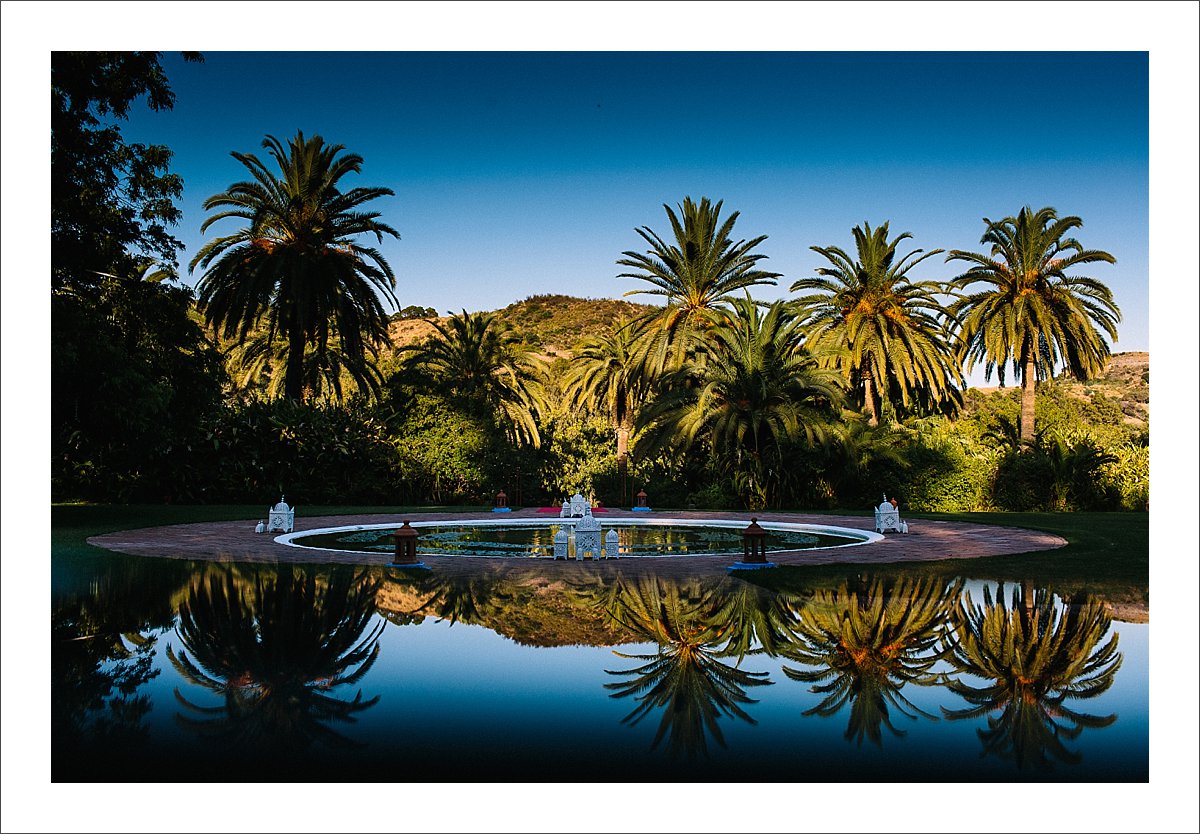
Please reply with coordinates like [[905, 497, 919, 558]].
[[492, 489, 512, 512], [390, 521, 428, 569], [632, 488, 652, 512], [727, 517, 777, 572]]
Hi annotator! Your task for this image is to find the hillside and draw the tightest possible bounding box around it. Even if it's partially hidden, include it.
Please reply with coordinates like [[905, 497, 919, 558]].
[[384, 293, 659, 360], [971, 352, 1149, 429]]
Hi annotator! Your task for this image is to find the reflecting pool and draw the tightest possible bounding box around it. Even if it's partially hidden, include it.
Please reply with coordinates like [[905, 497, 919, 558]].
[[288, 519, 869, 558], [51, 550, 1148, 783]]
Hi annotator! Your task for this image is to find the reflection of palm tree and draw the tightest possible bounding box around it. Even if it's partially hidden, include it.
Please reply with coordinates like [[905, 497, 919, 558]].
[[592, 573, 773, 758], [941, 583, 1122, 771], [778, 575, 961, 746], [167, 565, 384, 753]]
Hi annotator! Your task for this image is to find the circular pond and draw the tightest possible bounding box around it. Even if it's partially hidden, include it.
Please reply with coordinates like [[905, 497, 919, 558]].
[[280, 517, 880, 559]]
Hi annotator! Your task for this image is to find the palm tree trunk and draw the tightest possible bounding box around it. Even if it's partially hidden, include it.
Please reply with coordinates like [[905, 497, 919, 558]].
[[863, 372, 879, 427], [616, 420, 630, 503], [1020, 354, 1036, 448], [285, 330, 306, 401]]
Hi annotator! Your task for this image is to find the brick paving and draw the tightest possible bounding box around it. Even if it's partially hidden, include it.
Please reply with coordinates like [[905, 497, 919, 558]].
[[87, 508, 1067, 580]]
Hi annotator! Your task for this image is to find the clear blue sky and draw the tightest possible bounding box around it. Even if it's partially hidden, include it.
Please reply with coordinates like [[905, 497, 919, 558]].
[[123, 50, 1150, 375]]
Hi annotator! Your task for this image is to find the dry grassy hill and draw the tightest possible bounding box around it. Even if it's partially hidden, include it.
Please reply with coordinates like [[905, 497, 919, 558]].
[[971, 351, 1149, 428], [383, 293, 659, 362]]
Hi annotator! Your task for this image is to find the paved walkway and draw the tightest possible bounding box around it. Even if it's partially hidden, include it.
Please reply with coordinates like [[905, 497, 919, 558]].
[[87, 508, 1067, 580]]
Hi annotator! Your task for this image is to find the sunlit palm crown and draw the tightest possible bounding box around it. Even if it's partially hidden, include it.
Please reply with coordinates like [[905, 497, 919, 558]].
[[946, 206, 1120, 385], [189, 132, 399, 398], [401, 309, 547, 447], [618, 196, 781, 370], [791, 221, 962, 420], [563, 316, 652, 422], [638, 297, 845, 457]]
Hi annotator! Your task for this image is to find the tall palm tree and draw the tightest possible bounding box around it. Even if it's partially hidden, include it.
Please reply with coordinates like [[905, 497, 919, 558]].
[[562, 316, 654, 500], [941, 582, 1122, 771], [618, 196, 781, 373], [636, 296, 844, 509], [190, 131, 399, 402], [400, 309, 547, 447], [946, 206, 1120, 446], [792, 221, 962, 425]]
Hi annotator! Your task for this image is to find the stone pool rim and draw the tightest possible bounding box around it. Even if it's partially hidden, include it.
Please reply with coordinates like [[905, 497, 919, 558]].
[[276, 516, 884, 557], [85, 507, 1070, 578]]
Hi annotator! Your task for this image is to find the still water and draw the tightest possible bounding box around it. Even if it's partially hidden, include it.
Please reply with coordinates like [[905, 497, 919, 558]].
[[51, 551, 1148, 783], [293, 522, 859, 557]]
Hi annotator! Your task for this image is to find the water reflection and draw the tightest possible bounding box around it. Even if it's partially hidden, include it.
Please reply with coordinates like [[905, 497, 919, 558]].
[[777, 575, 962, 746], [941, 582, 1122, 771], [585, 574, 773, 759], [167, 565, 385, 754], [52, 554, 191, 765]]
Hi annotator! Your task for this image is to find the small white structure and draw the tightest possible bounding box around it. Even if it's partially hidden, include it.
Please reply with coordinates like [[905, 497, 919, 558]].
[[560, 499, 572, 518], [574, 507, 602, 560], [605, 528, 620, 559], [569, 493, 590, 518], [874, 496, 908, 534], [267, 497, 295, 533], [255, 521, 266, 534], [553, 527, 569, 560]]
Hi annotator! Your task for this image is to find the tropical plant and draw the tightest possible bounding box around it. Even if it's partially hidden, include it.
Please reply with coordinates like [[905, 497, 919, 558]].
[[618, 196, 781, 372], [777, 575, 961, 746], [941, 582, 1122, 771], [52, 51, 203, 292], [947, 206, 1120, 446], [399, 309, 547, 447], [792, 221, 962, 425], [190, 131, 399, 402], [636, 297, 844, 509], [563, 316, 654, 502], [167, 565, 384, 754]]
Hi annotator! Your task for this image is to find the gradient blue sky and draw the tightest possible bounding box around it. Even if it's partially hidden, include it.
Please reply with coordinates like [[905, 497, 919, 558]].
[[125, 50, 1150, 380]]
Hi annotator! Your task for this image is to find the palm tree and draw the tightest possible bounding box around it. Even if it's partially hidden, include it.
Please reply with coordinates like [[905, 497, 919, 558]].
[[792, 221, 962, 425], [562, 316, 654, 501], [636, 296, 844, 509], [618, 196, 781, 373], [400, 309, 547, 446], [166, 565, 384, 755], [947, 206, 1120, 446], [777, 575, 961, 746], [593, 573, 773, 759], [941, 582, 1122, 771], [190, 131, 399, 402]]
